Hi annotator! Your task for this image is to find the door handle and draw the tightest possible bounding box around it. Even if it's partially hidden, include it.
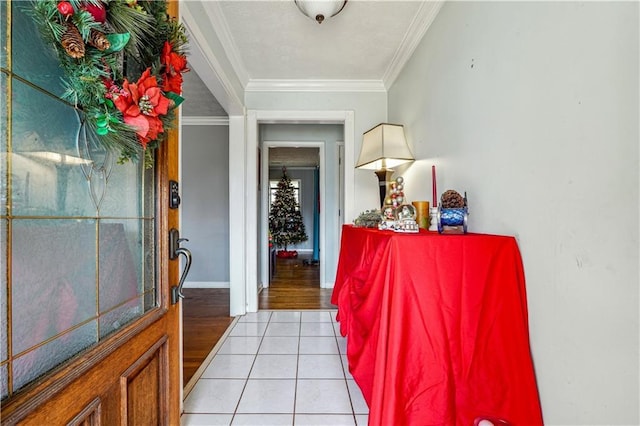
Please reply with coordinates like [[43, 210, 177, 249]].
[[169, 228, 192, 304]]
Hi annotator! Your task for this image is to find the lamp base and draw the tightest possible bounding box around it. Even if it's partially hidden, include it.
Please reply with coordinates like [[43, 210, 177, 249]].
[[374, 169, 393, 208]]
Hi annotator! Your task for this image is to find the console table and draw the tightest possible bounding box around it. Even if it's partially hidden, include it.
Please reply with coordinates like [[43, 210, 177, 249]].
[[332, 225, 543, 425]]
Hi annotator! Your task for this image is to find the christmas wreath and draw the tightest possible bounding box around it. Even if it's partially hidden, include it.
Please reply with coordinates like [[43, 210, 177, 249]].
[[29, 0, 189, 167]]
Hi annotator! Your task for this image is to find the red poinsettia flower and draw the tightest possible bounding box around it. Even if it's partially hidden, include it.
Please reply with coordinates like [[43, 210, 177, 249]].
[[161, 41, 189, 95], [112, 68, 171, 148]]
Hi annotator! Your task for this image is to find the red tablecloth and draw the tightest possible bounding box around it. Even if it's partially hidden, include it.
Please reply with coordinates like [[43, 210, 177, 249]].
[[332, 225, 543, 426]]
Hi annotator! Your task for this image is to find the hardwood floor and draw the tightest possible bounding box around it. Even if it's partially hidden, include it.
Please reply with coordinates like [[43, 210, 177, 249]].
[[258, 254, 335, 310], [182, 288, 233, 386], [181, 253, 336, 386]]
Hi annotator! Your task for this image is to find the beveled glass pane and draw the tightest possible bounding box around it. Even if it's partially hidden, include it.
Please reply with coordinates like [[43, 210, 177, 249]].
[[99, 297, 144, 339], [144, 291, 155, 313], [12, 321, 97, 392], [0, 219, 6, 363], [99, 161, 144, 218], [12, 79, 96, 217], [0, 363, 7, 400], [12, 219, 97, 355], [1, 1, 7, 70], [1, 71, 7, 216], [11, 3, 65, 96], [99, 219, 142, 312], [143, 157, 155, 219], [99, 218, 155, 337], [143, 218, 156, 310]]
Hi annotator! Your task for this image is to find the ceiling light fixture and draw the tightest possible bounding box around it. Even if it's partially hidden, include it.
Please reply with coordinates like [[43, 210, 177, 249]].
[[295, 0, 347, 24]]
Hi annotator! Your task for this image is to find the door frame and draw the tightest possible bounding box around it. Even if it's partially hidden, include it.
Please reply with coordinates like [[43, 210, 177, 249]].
[[335, 141, 345, 270], [236, 110, 355, 314], [261, 141, 325, 289]]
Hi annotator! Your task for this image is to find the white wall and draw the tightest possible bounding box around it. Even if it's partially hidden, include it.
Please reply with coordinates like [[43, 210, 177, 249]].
[[388, 2, 639, 424], [181, 125, 230, 287]]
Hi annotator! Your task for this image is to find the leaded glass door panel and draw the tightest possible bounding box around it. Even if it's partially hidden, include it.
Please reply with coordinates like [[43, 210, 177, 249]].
[[1, 1, 182, 423]]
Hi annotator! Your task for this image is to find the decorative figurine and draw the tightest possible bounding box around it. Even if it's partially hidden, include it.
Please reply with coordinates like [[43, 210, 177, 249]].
[[377, 177, 419, 232], [385, 176, 405, 208], [395, 204, 419, 233], [379, 205, 397, 231]]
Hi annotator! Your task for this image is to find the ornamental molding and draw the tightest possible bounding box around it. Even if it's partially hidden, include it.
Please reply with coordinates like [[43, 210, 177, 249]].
[[382, 1, 444, 90], [200, 1, 250, 87], [245, 79, 386, 93], [182, 116, 229, 126]]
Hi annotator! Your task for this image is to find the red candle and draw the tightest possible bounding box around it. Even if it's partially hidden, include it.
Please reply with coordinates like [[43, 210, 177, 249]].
[[432, 165, 437, 208]]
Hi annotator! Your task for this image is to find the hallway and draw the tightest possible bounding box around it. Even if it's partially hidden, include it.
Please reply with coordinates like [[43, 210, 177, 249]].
[[182, 254, 334, 385], [259, 254, 333, 310], [181, 310, 369, 425]]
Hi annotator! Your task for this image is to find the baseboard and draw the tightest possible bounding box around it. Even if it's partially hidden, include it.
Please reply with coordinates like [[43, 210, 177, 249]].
[[183, 281, 230, 289]]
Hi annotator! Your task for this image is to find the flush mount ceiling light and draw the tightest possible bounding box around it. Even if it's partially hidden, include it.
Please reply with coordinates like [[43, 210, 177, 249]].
[[295, 0, 347, 24]]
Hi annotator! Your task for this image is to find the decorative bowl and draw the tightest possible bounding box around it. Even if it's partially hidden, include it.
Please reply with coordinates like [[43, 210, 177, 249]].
[[437, 207, 468, 233]]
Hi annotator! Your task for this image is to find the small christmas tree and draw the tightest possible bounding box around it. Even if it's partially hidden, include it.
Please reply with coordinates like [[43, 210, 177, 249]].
[[269, 168, 308, 257]]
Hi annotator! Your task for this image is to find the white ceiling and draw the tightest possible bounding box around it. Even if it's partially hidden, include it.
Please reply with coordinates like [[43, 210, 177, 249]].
[[181, 1, 441, 165], [215, 0, 428, 81], [181, 1, 443, 115]]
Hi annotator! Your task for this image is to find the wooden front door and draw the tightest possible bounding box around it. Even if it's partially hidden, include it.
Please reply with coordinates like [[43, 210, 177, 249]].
[[1, 1, 183, 424]]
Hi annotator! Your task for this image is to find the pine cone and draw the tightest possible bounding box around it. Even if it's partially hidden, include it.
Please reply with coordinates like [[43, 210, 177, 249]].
[[441, 190, 465, 208], [88, 28, 110, 51], [61, 22, 85, 58]]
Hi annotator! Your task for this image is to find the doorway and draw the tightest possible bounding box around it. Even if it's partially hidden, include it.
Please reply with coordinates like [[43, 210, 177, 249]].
[[180, 119, 232, 386], [259, 143, 337, 309], [237, 110, 354, 314], [261, 141, 326, 292], [267, 146, 320, 277]]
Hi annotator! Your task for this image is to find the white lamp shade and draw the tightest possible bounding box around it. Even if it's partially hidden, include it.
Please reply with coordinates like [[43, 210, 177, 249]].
[[356, 123, 414, 170], [295, 0, 347, 23]]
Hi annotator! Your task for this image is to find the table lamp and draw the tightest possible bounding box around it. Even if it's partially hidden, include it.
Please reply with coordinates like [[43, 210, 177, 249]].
[[355, 123, 414, 207]]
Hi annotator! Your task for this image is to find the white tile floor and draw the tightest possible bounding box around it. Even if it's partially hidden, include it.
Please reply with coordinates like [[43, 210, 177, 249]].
[[182, 310, 369, 426]]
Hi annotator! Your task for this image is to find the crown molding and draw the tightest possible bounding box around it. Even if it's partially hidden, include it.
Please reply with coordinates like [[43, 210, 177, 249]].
[[182, 116, 229, 126], [202, 1, 250, 87], [245, 79, 386, 93], [382, 1, 444, 90]]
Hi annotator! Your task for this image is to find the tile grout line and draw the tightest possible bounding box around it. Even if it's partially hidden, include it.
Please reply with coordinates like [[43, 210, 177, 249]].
[[184, 309, 366, 425], [293, 312, 301, 424], [333, 315, 360, 424], [183, 315, 242, 400], [230, 311, 272, 423]]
